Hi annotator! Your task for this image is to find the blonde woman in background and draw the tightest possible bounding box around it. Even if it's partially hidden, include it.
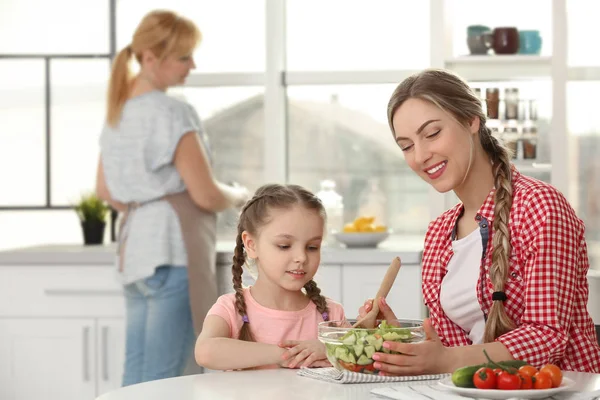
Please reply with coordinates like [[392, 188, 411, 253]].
[[95, 10, 249, 386], [359, 69, 600, 374]]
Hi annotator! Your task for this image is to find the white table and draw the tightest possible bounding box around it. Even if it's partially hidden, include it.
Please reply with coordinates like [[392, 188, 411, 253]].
[[96, 369, 600, 400]]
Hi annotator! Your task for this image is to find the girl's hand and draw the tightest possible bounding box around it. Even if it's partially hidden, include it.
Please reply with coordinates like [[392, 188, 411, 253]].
[[371, 318, 451, 376], [278, 340, 327, 369], [358, 297, 398, 321], [306, 359, 332, 368]]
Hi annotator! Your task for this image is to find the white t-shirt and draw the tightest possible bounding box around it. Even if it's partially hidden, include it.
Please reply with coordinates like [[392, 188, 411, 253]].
[[439, 228, 486, 344]]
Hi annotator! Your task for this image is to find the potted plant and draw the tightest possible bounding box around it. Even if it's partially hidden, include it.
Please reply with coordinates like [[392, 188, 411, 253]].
[[74, 192, 110, 245]]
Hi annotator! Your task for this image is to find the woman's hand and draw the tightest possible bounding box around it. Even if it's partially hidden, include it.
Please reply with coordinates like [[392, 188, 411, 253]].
[[358, 297, 398, 321], [278, 339, 328, 369], [371, 318, 452, 376]]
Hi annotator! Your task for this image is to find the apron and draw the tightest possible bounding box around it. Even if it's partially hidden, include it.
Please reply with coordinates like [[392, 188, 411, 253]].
[[117, 191, 218, 336]]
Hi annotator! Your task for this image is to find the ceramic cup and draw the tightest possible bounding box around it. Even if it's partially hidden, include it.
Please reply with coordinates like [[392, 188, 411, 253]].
[[467, 32, 493, 55], [467, 25, 491, 37], [518, 30, 542, 54], [493, 27, 520, 54]]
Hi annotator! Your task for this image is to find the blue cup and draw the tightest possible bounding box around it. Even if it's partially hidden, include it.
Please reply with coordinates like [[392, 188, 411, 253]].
[[467, 25, 491, 37], [518, 30, 542, 54]]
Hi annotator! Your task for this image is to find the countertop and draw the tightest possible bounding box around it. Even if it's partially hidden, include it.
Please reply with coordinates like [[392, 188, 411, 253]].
[[95, 369, 600, 400], [0, 236, 425, 266]]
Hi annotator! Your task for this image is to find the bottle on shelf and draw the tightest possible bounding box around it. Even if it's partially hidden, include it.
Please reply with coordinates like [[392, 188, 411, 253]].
[[357, 179, 387, 227], [522, 122, 538, 160], [315, 179, 344, 245], [486, 88, 500, 120], [505, 88, 519, 120]]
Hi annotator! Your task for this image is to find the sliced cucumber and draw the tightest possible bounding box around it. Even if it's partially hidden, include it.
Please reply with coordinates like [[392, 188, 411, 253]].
[[373, 337, 384, 351], [353, 344, 364, 357], [347, 351, 356, 364], [364, 345, 376, 358], [342, 333, 357, 345], [325, 343, 337, 357], [365, 334, 378, 346], [357, 354, 373, 365], [382, 332, 401, 341], [335, 346, 350, 362]]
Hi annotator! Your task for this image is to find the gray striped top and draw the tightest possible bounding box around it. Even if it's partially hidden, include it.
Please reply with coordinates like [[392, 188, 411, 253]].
[[100, 90, 211, 285]]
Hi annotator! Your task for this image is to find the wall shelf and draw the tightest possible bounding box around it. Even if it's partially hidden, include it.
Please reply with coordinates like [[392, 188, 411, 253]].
[[445, 56, 552, 81]]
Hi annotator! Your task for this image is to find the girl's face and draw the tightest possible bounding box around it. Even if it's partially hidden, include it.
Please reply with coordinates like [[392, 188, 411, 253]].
[[392, 97, 479, 193], [242, 205, 324, 293]]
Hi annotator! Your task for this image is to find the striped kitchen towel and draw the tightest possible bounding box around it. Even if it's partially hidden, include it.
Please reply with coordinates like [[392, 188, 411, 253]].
[[297, 367, 449, 384]]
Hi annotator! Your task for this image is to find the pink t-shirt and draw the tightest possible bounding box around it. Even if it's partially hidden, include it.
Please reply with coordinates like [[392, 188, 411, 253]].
[[207, 287, 346, 344]]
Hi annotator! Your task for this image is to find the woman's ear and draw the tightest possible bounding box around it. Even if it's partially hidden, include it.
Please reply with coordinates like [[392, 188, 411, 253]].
[[241, 231, 257, 259], [141, 49, 157, 66], [469, 116, 481, 136]]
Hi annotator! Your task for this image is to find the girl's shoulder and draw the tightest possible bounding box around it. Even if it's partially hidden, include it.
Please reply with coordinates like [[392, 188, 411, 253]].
[[324, 297, 346, 320]]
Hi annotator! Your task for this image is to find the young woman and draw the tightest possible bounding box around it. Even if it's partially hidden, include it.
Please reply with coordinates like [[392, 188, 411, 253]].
[[195, 184, 345, 370], [95, 10, 248, 385], [360, 69, 600, 375]]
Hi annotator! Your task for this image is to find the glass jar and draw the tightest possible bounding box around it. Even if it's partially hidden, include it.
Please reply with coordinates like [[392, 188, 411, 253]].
[[505, 88, 519, 120], [315, 180, 344, 244], [502, 125, 519, 159], [522, 139, 537, 159], [529, 99, 538, 121], [486, 88, 500, 120]]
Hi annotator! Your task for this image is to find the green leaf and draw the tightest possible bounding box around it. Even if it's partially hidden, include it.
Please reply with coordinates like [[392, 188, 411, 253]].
[[73, 192, 110, 222]]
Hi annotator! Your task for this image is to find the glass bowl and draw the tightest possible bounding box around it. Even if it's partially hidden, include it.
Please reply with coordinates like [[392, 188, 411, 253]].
[[318, 319, 424, 374]]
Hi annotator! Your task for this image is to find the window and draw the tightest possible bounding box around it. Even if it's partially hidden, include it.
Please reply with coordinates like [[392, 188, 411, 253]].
[[169, 86, 265, 238], [568, 82, 600, 269], [0, 0, 109, 54], [51, 59, 110, 206], [286, 0, 430, 70], [568, 0, 600, 66], [0, 211, 94, 251], [117, 0, 266, 72], [286, 85, 430, 235], [0, 60, 46, 206]]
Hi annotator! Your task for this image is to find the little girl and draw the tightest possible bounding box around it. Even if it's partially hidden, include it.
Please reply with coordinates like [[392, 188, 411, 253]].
[[195, 183, 346, 370]]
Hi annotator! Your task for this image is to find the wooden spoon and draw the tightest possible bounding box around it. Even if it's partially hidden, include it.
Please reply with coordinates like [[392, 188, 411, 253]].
[[352, 256, 402, 329]]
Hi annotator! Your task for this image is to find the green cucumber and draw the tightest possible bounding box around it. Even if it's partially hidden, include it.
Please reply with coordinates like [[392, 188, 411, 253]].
[[364, 345, 376, 358], [357, 354, 373, 365], [353, 344, 364, 357], [342, 333, 356, 345], [451, 360, 529, 388]]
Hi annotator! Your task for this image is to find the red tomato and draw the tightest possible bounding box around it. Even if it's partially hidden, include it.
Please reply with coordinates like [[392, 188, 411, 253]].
[[539, 364, 563, 388], [363, 363, 376, 372], [533, 371, 553, 389], [518, 365, 538, 378], [497, 371, 522, 390], [493, 368, 503, 376], [473, 367, 497, 390], [338, 360, 361, 373], [518, 373, 533, 390]]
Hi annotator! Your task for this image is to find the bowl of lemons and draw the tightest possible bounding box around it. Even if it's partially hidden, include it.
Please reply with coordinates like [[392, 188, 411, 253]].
[[334, 216, 390, 248]]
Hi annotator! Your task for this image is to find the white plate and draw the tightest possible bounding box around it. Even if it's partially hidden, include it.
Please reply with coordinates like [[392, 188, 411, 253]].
[[437, 376, 575, 399], [334, 231, 389, 248]]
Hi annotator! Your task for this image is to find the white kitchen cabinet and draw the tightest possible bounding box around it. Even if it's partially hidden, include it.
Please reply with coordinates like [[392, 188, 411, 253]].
[[0, 318, 97, 400], [342, 264, 423, 321], [96, 318, 126, 397], [312, 264, 342, 306]]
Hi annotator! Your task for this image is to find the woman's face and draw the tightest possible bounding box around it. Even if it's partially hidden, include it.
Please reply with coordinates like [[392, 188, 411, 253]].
[[141, 50, 196, 89], [157, 53, 196, 87], [392, 97, 479, 193]]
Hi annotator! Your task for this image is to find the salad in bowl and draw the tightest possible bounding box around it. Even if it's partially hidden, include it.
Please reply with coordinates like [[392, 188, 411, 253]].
[[318, 319, 424, 374]]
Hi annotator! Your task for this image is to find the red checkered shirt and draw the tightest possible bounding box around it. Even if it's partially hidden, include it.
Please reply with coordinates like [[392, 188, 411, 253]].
[[422, 167, 600, 372]]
